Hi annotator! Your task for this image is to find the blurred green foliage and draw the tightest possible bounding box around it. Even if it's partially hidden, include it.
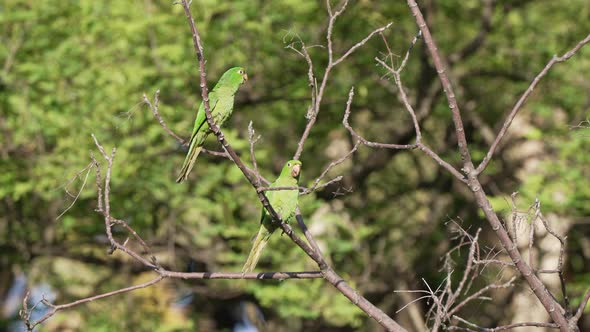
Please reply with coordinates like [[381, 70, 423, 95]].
[[1, 0, 589, 330]]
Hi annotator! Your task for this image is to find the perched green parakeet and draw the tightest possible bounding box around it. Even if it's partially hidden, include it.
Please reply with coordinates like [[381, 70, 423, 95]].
[[176, 67, 248, 182], [242, 160, 302, 273]]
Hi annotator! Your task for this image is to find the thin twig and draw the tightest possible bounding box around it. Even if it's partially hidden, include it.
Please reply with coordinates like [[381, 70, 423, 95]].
[[406, 0, 472, 166], [341, 86, 467, 183], [417, 143, 467, 183], [292, 0, 392, 160], [111, 218, 156, 262], [473, 259, 514, 267], [476, 33, 590, 174], [144, 90, 186, 145], [158, 270, 322, 280], [375, 57, 422, 142], [448, 276, 517, 318], [528, 215, 535, 269], [91, 134, 157, 268], [248, 121, 262, 186], [295, 209, 323, 258], [452, 315, 559, 331], [332, 22, 393, 67], [56, 162, 94, 220], [342, 87, 416, 150], [536, 210, 569, 310], [24, 276, 165, 331], [446, 229, 482, 313], [573, 288, 590, 323], [303, 141, 360, 194]]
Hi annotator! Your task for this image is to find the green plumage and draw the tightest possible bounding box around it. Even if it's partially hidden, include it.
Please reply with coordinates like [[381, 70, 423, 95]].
[[242, 160, 302, 273], [176, 67, 248, 182]]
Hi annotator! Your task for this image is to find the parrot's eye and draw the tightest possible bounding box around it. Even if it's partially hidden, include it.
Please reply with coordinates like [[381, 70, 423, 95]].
[[238, 69, 244, 75], [287, 162, 291, 167]]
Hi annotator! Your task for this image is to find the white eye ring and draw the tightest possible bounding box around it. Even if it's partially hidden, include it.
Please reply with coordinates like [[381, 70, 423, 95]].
[[288, 163, 291, 167], [239, 69, 244, 74]]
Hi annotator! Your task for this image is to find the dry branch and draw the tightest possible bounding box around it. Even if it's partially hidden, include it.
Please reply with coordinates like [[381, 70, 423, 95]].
[[403, 1, 589, 329], [476, 33, 590, 174]]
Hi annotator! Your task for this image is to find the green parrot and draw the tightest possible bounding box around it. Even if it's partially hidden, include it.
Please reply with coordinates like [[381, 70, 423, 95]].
[[176, 67, 248, 182], [242, 160, 302, 273]]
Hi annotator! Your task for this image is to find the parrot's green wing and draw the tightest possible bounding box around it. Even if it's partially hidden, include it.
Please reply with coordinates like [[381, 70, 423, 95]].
[[187, 94, 220, 146], [175, 98, 218, 183], [242, 160, 302, 273], [190, 97, 218, 139]]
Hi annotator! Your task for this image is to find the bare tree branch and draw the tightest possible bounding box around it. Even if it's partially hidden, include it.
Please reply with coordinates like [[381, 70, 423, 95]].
[[23, 269, 321, 330], [26, 1, 587, 331], [476, 33, 590, 174], [342, 85, 467, 183], [144, 90, 186, 145], [405, 1, 573, 328], [248, 121, 262, 186], [447, 276, 517, 318], [22, 276, 165, 331], [573, 288, 590, 324], [303, 140, 359, 194], [22, 134, 325, 330], [56, 161, 94, 220], [535, 204, 570, 311], [451, 315, 559, 331], [406, 0, 473, 166], [292, 0, 392, 160], [158, 270, 322, 280]]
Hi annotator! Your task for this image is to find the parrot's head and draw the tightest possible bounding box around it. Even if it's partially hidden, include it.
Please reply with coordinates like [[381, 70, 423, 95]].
[[283, 160, 302, 180], [221, 66, 248, 87]]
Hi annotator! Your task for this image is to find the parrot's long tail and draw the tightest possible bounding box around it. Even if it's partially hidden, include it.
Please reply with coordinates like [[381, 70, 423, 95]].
[[176, 141, 203, 183], [242, 226, 273, 273]]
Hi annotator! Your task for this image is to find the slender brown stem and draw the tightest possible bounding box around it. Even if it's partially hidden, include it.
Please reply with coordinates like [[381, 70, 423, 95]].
[[158, 270, 322, 280], [573, 288, 590, 323], [406, 0, 472, 166], [448, 276, 516, 318], [292, 0, 392, 160], [476, 33, 590, 174], [144, 90, 186, 145], [24, 276, 165, 330], [451, 315, 559, 331]]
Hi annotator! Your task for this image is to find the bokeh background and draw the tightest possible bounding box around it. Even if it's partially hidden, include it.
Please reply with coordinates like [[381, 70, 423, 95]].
[[1, 0, 589, 331]]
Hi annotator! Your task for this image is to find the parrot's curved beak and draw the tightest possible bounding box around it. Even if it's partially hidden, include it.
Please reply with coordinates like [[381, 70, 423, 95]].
[[291, 163, 301, 178], [243, 73, 248, 82]]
